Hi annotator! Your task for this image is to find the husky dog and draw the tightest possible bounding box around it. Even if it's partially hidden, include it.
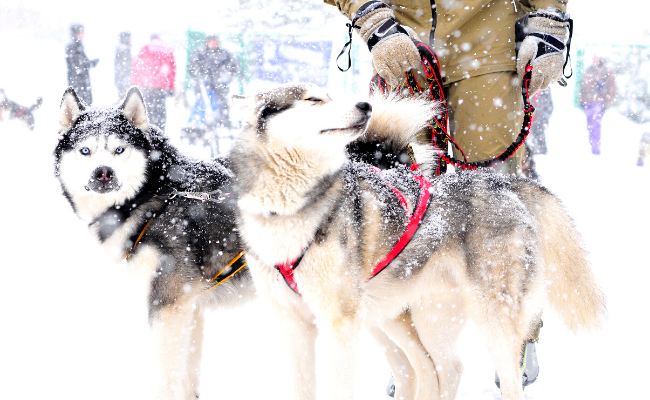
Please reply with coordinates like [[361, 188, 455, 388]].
[[230, 84, 606, 400], [0, 88, 42, 130], [55, 87, 254, 400]]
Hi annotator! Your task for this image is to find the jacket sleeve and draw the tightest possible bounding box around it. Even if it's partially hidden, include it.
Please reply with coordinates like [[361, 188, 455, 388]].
[[519, 0, 568, 13], [323, 0, 366, 19]]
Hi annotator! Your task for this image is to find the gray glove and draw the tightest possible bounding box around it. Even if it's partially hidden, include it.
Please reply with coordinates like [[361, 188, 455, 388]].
[[516, 9, 572, 95], [352, 0, 421, 88]]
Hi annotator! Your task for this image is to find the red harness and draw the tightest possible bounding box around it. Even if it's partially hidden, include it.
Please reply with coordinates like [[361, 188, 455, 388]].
[[274, 167, 432, 295]]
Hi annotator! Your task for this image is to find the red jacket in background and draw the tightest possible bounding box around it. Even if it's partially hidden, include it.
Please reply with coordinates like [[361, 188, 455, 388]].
[[132, 38, 176, 90]]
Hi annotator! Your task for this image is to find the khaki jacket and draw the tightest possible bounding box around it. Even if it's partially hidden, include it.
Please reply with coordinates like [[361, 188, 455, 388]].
[[324, 0, 568, 83]]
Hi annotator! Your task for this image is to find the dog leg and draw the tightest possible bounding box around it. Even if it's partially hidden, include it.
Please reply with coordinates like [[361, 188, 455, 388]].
[[150, 299, 200, 400], [379, 312, 440, 400], [321, 314, 362, 400], [187, 307, 205, 398], [482, 332, 525, 400], [410, 298, 464, 400], [271, 300, 318, 400], [368, 324, 417, 400]]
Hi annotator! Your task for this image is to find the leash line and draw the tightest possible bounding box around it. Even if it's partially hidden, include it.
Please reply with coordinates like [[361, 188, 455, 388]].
[[126, 216, 154, 260]]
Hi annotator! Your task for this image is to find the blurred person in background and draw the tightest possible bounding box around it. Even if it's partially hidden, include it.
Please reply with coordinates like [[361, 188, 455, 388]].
[[114, 31, 132, 101], [187, 35, 240, 129], [65, 23, 98, 105], [637, 131, 650, 166], [132, 34, 176, 132], [579, 57, 617, 155]]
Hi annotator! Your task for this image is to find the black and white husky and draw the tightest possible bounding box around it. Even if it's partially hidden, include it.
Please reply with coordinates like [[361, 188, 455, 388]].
[[230, 83, 606, 400], [55, 87, 254, 399]]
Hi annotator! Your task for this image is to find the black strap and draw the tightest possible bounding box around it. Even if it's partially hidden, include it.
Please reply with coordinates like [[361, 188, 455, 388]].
[[336, 23, 360, 72], [366, 19, 409, 52], [529, 32, 565, 52], [429, 0, 437, 45], [563, 18, 574, 79]]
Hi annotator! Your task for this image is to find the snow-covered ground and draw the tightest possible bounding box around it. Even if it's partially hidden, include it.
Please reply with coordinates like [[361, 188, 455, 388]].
[[1, 1, 649, 399]]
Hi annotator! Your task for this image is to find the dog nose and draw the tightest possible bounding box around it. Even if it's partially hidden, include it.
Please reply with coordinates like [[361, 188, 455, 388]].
[[355, 102, 372, 113], [94, 166, 114, 182]]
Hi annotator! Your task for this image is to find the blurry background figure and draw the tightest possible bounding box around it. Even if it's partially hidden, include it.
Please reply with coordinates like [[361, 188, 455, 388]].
[[65, 23, 99, 105], [187, 35, 239, 130], [522, 88, 554, 181], [579, 57, 617, 155], [131, 34, 176, 132], [114, 31, 132, 101], [638, 131, 650, 166]]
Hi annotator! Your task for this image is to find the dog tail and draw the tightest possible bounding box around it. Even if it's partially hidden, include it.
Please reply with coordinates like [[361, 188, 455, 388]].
[[348, 93, 438, 175], [29, 97, 43, 111], [535, 190, 606, 332]]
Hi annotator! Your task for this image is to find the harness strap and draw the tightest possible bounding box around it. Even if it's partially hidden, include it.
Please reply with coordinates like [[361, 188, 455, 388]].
[[273, 170, 432, 294], [368, 174, 432, 278], [203, 250, 247, 292], [125, 216, 154, 260], [274, 249, 307, 295]]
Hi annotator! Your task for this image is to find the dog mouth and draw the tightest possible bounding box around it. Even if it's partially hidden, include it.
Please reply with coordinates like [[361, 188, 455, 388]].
[[85, 181, 121, 193], [319, 119, 370, 135], [85, 166, 121, 193]]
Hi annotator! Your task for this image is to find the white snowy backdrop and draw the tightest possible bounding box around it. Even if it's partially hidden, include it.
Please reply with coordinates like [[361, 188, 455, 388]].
[[1, 1, 649, 399]]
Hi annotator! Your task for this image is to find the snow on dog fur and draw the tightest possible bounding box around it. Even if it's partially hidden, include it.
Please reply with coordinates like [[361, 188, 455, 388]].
[[55, 87, 254, 400], [230, 83, 606, 400]]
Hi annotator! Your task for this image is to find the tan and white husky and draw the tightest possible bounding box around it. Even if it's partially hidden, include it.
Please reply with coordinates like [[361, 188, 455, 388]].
[[230, 83, 606, 400]]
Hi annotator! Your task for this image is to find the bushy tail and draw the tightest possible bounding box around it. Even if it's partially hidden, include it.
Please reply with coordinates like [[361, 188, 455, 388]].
[[348, 93, 438, 175], [536, 193, 606, 332]]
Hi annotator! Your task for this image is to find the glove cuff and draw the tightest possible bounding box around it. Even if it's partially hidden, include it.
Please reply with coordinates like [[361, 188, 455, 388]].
[[353, 4, 411, 53], [351, 0, 391, 27], [528, 10, 570, 41], [356, 8, 397, 43]]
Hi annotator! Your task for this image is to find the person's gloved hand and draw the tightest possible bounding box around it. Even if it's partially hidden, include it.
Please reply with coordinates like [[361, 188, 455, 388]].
[[353, 0, 421, 88], [516, 9, 571, 94]]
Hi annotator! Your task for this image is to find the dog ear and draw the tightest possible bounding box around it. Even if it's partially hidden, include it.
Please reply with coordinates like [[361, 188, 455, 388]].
[[119, 87, 149, 132], [59, 87, 86, 131]]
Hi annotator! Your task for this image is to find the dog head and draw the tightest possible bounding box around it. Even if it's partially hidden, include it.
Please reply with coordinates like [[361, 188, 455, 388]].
[[231, 84, 372, 215], [233, 83, 372, 156], [55, 87, 152, 221]]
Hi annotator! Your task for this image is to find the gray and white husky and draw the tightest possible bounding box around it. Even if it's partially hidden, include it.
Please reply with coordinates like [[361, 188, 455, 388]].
[[55, 87, 254, 400], [230, 84, 606, 400]]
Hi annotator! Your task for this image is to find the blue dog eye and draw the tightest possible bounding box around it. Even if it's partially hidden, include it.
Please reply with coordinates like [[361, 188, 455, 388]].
[[115, 147, 125, 155], [80, 147, 90, 155]]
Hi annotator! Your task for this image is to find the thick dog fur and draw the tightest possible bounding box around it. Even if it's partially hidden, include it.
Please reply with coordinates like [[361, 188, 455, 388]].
[[55, 87, 254, 400], [231, 84, 606, 400]]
